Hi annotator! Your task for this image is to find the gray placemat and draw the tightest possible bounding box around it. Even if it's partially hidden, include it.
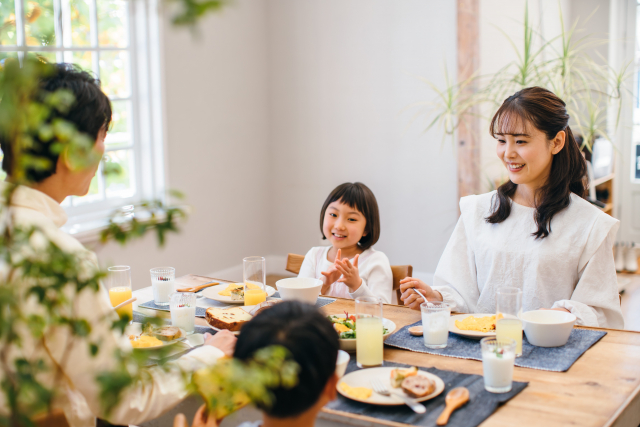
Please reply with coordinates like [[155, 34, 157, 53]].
[[326, 359, 527, 427], [385, 320, 607, 372], [139, 295, 336, 318]]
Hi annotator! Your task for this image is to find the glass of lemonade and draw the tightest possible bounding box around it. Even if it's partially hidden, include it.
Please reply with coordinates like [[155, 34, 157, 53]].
[[108, 266, 133, 321], [481, 337, 517, 393], [355, 296, 384, 368], [420, 301, 451, 349], [150, 267, 175, 306], [496, 287, 523, 357], [243, 256, 267, 306], [170, 292, 197, 334]]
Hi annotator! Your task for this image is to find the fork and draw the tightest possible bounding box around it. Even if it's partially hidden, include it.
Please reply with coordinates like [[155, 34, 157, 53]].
[[371, 379, 426, 414]]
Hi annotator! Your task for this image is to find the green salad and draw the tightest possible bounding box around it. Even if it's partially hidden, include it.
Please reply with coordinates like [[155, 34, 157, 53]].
[[327, 312, 389, 339]]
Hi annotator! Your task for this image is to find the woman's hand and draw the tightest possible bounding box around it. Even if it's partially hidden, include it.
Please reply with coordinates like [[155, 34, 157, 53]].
[[204, 330, 236, 357], [335, 254, 362, 291], [321, 248, 343, 293], [399, 277, 442, 311]]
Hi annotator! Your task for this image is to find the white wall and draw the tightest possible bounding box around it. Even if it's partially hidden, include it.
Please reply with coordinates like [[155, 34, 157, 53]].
[[92, 0, 460, 288], [93, 1, 272, 288], [266, 0, 459, 278]]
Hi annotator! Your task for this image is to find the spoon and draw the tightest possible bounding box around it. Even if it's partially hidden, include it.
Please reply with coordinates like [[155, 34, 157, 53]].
[[436, 387, 469, 426], [411, 288, 426, 302]]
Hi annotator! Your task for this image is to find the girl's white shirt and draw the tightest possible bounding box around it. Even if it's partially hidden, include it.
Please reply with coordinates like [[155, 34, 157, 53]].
[[432, 191, 624, 329], [298, 246, 394, 304]]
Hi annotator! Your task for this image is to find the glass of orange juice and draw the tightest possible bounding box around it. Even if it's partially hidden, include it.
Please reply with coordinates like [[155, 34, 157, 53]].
[[108, 265, 133, 322], [243, 256, 266, 306]]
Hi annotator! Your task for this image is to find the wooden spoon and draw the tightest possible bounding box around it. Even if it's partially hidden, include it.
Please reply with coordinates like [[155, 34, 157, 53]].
[[436, 387, 469, 426], [176, 282, 218, 293]]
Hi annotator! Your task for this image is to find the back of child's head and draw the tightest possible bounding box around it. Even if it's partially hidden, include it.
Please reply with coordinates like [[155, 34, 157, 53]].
[[320, 182, 380, 250], [233, 301, 339, 418]]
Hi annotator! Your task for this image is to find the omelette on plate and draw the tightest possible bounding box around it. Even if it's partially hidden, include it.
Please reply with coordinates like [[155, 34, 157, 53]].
[[455, 313, 503, 332]]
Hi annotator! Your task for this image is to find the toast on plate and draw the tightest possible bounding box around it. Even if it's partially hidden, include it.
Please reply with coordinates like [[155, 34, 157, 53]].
[[205, 307, 252, 332]]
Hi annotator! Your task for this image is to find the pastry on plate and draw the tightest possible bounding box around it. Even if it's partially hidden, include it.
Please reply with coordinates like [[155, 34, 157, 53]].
[[152, 326, 182, 341], [390, 366, 418, 388], [401, 375, 435, 398], [205, 307, 252, 332]]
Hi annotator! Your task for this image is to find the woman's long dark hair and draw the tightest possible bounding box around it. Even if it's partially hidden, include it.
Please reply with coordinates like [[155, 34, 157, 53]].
[[486, 87, 587, 239]]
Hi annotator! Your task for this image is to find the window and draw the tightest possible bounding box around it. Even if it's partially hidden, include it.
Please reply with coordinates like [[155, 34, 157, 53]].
[[0, 0, 165, 237], [634, 1, 640, 182]]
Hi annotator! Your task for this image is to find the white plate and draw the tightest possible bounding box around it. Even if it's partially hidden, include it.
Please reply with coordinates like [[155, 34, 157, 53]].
[[449, 313, 521, 339], [201, 283, 277, 304], [337, 367, 444, 405], [328, 314, 396, 352], [128, 325, 187, 350]]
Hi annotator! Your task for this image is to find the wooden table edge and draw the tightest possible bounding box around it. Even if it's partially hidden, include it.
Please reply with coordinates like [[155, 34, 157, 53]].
[[321, 407, 412, 427]]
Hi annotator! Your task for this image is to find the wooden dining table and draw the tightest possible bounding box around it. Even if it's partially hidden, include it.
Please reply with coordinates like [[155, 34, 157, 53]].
[[133, 288, 640, 427]]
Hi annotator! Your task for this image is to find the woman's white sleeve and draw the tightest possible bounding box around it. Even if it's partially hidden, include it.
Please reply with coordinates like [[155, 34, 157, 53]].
[[349, 254, 393, 304], [297, 248, 318, 278], [431, 216, 479, 313], [551, 234, 624, 328]]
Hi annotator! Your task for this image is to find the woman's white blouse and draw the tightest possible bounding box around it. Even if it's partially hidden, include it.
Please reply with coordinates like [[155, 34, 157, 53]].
[[432, 191, 624, 329], [298, 246, 394, 304]]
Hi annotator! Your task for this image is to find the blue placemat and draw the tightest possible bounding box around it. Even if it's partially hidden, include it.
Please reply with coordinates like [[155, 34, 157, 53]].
[[326, 359, 527, 427], [385, 321, 606, 372], [139, 295, 336, 318]]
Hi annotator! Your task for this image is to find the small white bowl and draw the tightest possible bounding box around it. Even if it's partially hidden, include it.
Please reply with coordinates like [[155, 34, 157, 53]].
[[336, 350, 350, 378], [276, 278, 323, 304], [520, 309, 576, 347]]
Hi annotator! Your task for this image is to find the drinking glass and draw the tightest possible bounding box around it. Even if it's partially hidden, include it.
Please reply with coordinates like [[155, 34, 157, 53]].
[[495, 287, 523, 356], [170, 292, 197, 334], [150, 267, 175, 306], [355, 296, 384, 368], [480, 337, 517, 393], [420, 302, 451, 349], [107, 266, 132, 321], [243, 256, 266, 306]]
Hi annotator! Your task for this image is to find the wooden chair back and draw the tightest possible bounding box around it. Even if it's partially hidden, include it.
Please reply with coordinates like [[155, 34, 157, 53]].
[[286, 253, 305, 274], [391, 265, 413, 304], [285, 253, 412, 303]]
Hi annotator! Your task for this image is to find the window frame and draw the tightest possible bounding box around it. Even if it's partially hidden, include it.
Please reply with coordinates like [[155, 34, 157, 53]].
[[0, 0, 166, 239]]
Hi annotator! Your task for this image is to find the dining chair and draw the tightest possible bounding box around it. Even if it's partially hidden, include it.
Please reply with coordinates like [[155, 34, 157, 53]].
[[285, 253, 412, 304], [285, 253, 305, 274]]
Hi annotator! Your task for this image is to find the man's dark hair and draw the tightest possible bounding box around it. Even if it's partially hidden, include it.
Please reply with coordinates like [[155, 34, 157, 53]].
[[319, 182, 381, 250], [0, 63, 112, 182], [234, 301, 339, 418]]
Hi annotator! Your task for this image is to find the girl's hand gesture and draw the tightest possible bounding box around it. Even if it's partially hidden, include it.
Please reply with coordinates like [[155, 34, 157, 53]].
[[321, 248, 343, 293], [336, 254, 362, 291], [399, 277, 443, 311]]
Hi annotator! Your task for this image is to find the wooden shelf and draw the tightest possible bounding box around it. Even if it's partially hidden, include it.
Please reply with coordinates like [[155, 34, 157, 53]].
[[603, 203, 613, 213], [592, 173, 615, 187]]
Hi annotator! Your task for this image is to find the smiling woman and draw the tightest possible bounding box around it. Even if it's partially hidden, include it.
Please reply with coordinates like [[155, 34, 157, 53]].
[[400, 87, 624, 329]]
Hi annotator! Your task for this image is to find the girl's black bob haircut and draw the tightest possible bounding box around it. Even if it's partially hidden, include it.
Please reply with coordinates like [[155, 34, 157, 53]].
[[319, 182, 381, 250]]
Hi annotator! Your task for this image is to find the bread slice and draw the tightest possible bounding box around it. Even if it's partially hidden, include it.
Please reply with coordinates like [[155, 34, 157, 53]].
[[401, 375, 435, 398], [205, 307, 252, 332]]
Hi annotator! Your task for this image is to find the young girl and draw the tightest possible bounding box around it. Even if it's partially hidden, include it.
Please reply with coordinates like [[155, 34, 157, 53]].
[[298, 182, 393, 304], [400, 87, 624, 328]]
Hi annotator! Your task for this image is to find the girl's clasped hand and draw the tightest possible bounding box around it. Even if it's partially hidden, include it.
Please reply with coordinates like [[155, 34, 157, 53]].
[[321, 248, 362, 292]]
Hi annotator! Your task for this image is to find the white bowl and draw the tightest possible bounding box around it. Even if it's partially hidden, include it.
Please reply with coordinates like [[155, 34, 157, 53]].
[[520, 309, 576, 347], [276, 278, 323, 304], [336, 350, 350, 378]]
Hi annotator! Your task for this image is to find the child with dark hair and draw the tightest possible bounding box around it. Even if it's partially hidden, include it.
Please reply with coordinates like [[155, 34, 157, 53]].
[[298, 182, 393, 303], [234, 301, 340, 427]]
